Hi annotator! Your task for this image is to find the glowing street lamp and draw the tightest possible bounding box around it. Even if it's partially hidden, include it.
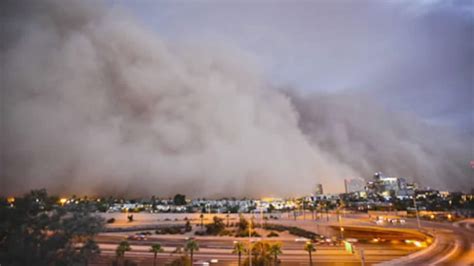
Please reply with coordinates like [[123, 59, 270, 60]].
[[7, 197, 15, 204], [413, 197, 421, 229], [59, 198, 67, 206], [248, 216, 253, 266]]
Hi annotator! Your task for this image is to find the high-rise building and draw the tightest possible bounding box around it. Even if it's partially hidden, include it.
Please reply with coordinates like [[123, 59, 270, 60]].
[[344, 178, 365, 193], [315, 184, 324, 195], [369, 172, 414, 199]]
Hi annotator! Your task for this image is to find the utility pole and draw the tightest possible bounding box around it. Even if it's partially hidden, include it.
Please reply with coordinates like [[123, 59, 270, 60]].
[[413, 196, 421, 229]]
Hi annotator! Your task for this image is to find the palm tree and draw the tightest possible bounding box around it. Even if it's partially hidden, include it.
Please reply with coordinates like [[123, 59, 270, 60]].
[[304, 241, 316, 266], [200, 213, 204, 227], [80, 239, 100, 266], [269, 242, 282, 265], [116, 241, 131, 266], [149, 243, 164, 266], [184, 239, 199, 265], [232, 241, 246, 266], [251, 241, 271, 264]]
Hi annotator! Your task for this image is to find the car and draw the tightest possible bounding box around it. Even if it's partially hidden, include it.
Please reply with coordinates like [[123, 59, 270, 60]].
[[375, 220, 384, 225], [194, 261, 209, 266], [209, 259, 219, 263], [128, 234, 147, 241], [295, 238, 309, 242], [316, 239, 326, 244]]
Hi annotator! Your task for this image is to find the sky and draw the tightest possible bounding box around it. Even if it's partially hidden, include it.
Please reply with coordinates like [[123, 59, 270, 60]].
[[119, 0, 473, 132], [1, 0, 473, 197]]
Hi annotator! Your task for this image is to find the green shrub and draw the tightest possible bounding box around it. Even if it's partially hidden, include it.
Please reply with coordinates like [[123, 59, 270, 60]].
[[194, 230, 206, 236], [218, 229, 233, 236], [263, 224, 321, 240], [234, 229, 260, 237], [267, 231, 279, 237], [155, 226, 184, 235], [205, 216, 225, 235], [185, 220, 192, 232]]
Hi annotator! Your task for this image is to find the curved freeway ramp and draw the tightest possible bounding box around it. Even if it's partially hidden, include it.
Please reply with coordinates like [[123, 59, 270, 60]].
[[378, 219, 474, 266]]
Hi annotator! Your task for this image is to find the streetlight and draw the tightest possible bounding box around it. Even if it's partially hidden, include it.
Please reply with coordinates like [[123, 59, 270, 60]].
[[339, 206, 344, 240], [59, 198, 67, 206], [7, 197, 15, 204], [360, 248, 366, 266], [412, 196, 421, 229], [248, 216, 252, 266]]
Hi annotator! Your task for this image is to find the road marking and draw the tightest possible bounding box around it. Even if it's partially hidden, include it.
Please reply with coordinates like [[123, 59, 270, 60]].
[[429, 239, 461, 266]]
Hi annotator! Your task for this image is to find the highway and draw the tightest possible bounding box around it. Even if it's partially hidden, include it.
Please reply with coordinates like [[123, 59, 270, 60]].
[[95, 243, 412, 265], [91, 213, 474, 265], [296, 213, 474, 265], [379, 218, 474, 266]]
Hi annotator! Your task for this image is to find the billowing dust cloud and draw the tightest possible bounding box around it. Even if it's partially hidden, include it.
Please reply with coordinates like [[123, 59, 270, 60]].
[[289, 91, 471, 192], [1, 0, 471, 197]]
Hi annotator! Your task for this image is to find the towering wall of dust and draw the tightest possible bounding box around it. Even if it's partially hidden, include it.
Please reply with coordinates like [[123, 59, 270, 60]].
[[1, 0, 471, 197], [288, 91, 472, 192], [1, 0, 355, 197]]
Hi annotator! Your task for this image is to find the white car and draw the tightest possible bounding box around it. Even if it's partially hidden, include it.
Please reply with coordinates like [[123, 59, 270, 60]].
[[295, 238, 309, 242], [209, 259, 219, 263], [194, 261, 209, 266]]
